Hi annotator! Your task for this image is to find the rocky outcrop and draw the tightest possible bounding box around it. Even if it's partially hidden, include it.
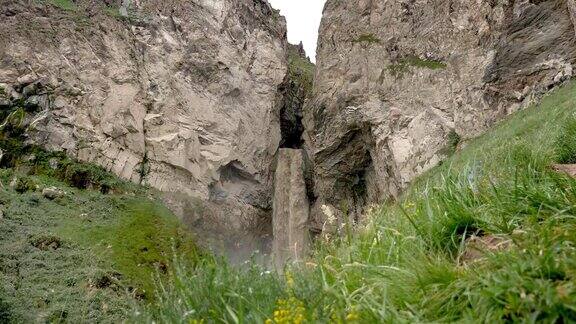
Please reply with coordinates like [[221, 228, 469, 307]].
[[0, 0, 289, 257], [305, 0, 576, 224], [272, 149, 309, 269]]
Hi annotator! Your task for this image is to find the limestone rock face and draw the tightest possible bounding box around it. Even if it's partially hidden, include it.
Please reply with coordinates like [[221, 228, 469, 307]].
[[272, 149, 310, 269], [306, 0, 576, 221], [0, 0, 288, 256]]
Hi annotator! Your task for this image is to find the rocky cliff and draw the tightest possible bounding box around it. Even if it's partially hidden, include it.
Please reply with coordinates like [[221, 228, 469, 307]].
[[305, 0, 576, 227], [0, 0, 291, 258]]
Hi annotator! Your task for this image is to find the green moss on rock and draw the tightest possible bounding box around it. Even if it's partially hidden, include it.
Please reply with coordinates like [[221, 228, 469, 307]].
[[388, 55, 447, 78], [47, 0, 76, 11], [353, 33, 381, 44]]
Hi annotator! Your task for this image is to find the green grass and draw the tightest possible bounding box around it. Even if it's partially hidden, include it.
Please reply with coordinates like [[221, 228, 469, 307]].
[[56, 195, 200, 300], [0, 136, 139, 194], [142, 81, 576, 322], [0, 158, 199, 322], [388, 55, 447, 78], [554, 117, 576, 163], [0, 61, 202, 322], [404, 56, 447, 69], [47, 0, 76, 11], [353, 34, 381, 44], [287, 46, 315, 94]]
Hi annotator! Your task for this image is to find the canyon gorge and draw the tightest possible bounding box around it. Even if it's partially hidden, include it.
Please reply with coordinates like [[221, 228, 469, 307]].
[[1, 0, 576, 265]]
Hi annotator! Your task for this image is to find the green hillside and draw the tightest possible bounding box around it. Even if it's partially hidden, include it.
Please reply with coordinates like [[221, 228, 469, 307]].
[[142, 82, 576, 323], [0, 146, 200, 323]]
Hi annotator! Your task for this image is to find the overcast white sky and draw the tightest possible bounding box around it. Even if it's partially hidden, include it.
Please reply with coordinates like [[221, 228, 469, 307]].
[[268, 0, 327, 62]]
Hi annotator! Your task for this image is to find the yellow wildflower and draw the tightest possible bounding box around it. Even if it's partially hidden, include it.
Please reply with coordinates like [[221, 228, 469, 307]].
[[345, 306, 360, 322], [189, 320, 205, 324], [285, 270, 295, 289], [266, 297, 307, 324]]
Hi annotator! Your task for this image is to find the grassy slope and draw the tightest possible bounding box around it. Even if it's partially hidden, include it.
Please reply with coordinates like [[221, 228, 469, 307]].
[[0, 164, 199, 323], [144, 82, 576, 323], [287, 46, 314, 93]]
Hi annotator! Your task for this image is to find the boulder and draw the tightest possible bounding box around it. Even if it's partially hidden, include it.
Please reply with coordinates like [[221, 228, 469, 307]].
[[42, 187, 65, 200]]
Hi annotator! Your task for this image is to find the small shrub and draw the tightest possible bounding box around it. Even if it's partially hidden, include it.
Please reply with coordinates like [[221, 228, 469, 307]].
[[58, 161, 123, 192], [0, 295, 11, 323], [30, 234, 63, 251], [447, 130, 461, 151], [438, 130, 461, 157], [554, 116, 576, 164], [0, 297, 12, 323], [445, 130, 461, 155], [29, 196, 42, 209], [14, 177, 36, 193], [0, 138, 26, 168], [0, 108, 26, 134]]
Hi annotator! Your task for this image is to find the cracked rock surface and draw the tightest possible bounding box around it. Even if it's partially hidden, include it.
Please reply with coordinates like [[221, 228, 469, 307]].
[[305, 0, 576, 223], [0, 0, 289, 257]]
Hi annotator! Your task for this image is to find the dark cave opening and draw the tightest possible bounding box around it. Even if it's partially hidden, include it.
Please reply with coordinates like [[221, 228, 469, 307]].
[[351, 164, 369, 204], [278, 43, 313, 149], [278, 94, 305, 149], [322, 127, 379, 224], [347, 150, 373, 221]]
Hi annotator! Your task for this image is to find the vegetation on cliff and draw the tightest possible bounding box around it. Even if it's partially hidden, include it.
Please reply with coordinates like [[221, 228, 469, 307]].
[[279, 44, 315, 149]]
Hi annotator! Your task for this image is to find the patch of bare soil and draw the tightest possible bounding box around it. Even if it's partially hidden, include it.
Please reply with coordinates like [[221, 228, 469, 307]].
[[551, 164, 576, 178], [460, 234, 512, 264]]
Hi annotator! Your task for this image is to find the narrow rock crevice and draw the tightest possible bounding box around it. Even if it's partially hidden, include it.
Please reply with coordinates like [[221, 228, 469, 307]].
[[278, 43, 314, 149]]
